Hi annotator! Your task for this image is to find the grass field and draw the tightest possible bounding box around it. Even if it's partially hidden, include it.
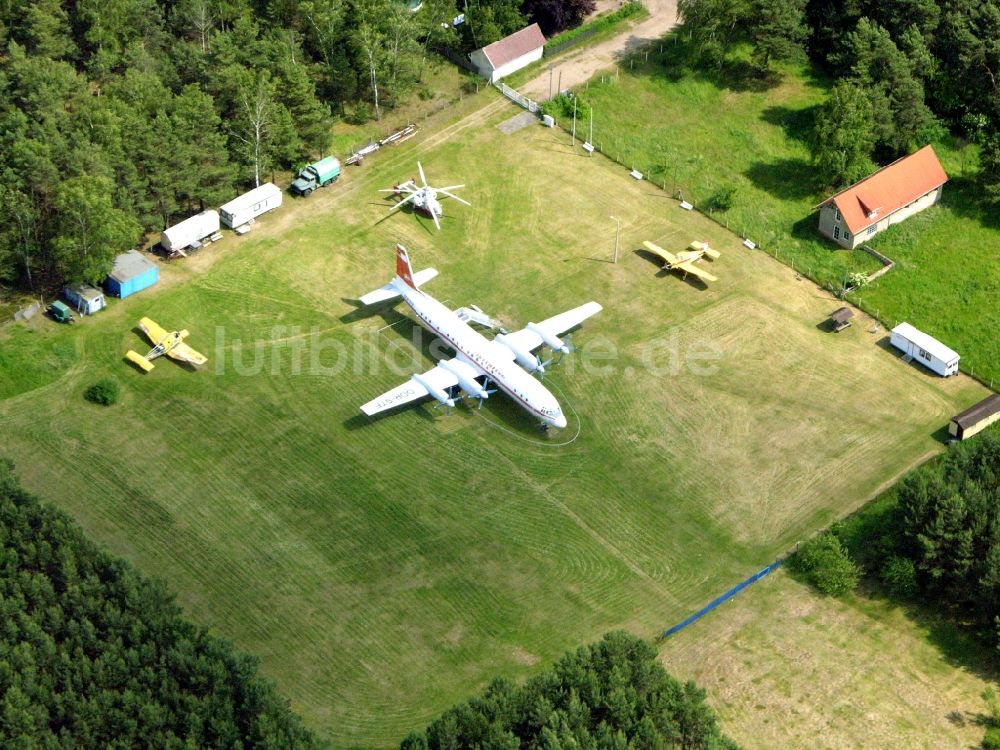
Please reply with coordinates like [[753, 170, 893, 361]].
[[663, 569, 995, 750], [0, 91, 989, 747], [576, 43, 1000, 385]]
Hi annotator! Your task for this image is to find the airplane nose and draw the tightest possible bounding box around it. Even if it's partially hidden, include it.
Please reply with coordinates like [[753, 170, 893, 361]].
[[553, 414, 568, 429]]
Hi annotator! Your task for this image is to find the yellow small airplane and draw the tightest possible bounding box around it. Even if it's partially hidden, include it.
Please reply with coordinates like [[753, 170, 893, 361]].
[[643, 240, 721, 283], [126, 317, 207, 373]]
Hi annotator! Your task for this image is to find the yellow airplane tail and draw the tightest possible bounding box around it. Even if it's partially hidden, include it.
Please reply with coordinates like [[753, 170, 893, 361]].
[[126, 350, 155, 372]]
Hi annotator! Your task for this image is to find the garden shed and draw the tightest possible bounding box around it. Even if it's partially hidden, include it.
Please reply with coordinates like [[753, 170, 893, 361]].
[[106, 250, 158, 299], [469, 24, 546, 83], [64, 283, 106, 315], [949, 394, 1000, 441]]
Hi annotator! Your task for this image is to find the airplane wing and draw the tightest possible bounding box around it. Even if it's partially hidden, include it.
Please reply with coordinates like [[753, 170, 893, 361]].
[[361, 362, 459, 416], [138, 317, 168, 345], [689, 240, 720, 260], [167, 342, 208, 366], [498, 301, 603, 354], [643, 241, 678, 266], [676, 260, 718, 283]]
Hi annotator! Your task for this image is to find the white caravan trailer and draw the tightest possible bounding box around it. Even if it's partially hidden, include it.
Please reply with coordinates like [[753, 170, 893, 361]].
[[219, 183, 282, 229], [161, 210, 220, 252], [889, 322, 960, 376]]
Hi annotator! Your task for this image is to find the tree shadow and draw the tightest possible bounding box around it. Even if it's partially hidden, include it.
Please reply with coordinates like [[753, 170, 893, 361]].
[[640, 39, 783, 92], [744, 158, 817, 200], [939, 174, 1000, 232], [790, 213, 828, 244], [760, 104, 820, 145]]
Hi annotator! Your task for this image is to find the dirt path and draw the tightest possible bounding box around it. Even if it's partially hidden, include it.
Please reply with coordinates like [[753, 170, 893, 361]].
[[519, 0, 680, 100]]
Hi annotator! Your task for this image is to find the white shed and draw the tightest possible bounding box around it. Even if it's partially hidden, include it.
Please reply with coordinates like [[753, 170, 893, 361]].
[[219, 183, 283, 229], [161, 210, 220, 252], [64, 283, 106, 315], [889, 322, 960, 376], [469, 24, 546, 83]]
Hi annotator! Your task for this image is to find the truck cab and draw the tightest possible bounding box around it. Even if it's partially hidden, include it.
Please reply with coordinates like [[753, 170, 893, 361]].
[[291, 156, 341, 196]]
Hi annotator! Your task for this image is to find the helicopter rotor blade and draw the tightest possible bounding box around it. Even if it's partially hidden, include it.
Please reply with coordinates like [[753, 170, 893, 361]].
[[437, 189, 471, 206], [388, 192, 419, 213]]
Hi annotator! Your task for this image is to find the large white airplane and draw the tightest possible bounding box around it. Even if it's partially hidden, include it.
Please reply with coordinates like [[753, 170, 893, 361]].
[[358, 245, 602, 429]]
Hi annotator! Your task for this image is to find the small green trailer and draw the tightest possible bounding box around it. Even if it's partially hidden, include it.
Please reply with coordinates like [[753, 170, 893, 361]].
[[48, 300, 74, 323], [290, 156, 342, 196]]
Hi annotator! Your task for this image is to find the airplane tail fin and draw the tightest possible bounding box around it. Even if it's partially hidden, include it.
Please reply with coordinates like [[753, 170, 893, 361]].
[[395, 244, 417, 288], [358, 245, 438, 306]]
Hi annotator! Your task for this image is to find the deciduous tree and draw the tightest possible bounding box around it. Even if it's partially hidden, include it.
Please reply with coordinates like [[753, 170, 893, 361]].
[[51, 176, 141, 284], [812, 81, 878, 188]]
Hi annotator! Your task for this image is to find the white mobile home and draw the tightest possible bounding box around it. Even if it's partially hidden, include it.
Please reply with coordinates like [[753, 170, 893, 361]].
[[889, 322, 960, 376], [161, 210, 220, 252], [219, 183, 282, 229]]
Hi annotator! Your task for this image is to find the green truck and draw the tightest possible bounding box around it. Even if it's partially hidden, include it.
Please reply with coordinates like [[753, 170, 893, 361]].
[[290, 156, 341, 196]]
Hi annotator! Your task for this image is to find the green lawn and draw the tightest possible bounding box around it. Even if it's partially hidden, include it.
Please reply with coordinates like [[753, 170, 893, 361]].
[[0, 93, 988, 747], [575, 43, 1000, 385], [663, 569, 995, 750]]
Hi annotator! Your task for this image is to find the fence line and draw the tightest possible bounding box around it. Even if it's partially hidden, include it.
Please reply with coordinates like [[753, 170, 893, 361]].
[[660, 560, 783, 639], [494, 81, 540, 113]]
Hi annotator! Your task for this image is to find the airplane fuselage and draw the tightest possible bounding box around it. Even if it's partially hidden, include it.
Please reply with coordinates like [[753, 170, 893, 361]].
[[394, 279, 567, 428]]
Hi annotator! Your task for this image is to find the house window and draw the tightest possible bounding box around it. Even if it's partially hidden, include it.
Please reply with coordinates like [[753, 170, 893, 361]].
[[844, 232, 851, 242], [919, 348, 931, 361], [833, 226, 840, 240], [835, 208, 841, 222], [867, 226, 877, 235]]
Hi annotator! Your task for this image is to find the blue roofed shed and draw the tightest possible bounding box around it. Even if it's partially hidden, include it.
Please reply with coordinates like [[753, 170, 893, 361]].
[[107, 250, 158, 298]]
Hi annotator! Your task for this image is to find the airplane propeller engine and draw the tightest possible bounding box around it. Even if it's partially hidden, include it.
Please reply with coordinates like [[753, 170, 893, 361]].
[[412, 373, 455, 411]]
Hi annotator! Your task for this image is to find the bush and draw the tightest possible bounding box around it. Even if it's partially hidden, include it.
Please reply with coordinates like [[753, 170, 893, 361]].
[[789, 532, 860, 596], [346, 102, 374, 125], [880, 555, 918, 598], [708, 186, 737, 212], [541, 93, 592, 124], [84, 378, 120, 406]]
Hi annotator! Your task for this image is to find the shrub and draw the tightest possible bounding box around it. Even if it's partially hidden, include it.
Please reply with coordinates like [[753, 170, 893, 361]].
[[789, 532, 860, 596], [84, 379, 120, 406], [346, 102, 373, 125], [708, 186, 737, 212], [541, 93, 592, 124], [880, 555, 918, 598]]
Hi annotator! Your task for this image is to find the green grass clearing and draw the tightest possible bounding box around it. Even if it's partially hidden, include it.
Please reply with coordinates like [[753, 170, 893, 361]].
[[0, 91, 989, 747], [574, 42, 1000, 384], [662, 569, 995, 750]]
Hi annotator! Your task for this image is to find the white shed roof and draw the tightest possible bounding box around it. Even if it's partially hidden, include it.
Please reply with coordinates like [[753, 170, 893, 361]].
[[220, 182, 281, 214], [892, 322, 960, 364]]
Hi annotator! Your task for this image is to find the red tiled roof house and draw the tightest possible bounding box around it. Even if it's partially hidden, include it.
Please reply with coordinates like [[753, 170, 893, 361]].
[[816, 145, 948, 249], [469, 24, 546, 83]]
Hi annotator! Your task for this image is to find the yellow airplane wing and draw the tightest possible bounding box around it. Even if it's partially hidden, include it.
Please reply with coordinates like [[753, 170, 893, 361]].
[[643, 240, 678, 266], [167, 342, 208, 366], [138, 317, 168, 345], [688, 240, 721, 260], [676, 260, 718, 283]]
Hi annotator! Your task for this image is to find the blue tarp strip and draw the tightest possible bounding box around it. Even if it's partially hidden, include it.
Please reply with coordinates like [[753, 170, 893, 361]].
[[661, 559, 783, 639]]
